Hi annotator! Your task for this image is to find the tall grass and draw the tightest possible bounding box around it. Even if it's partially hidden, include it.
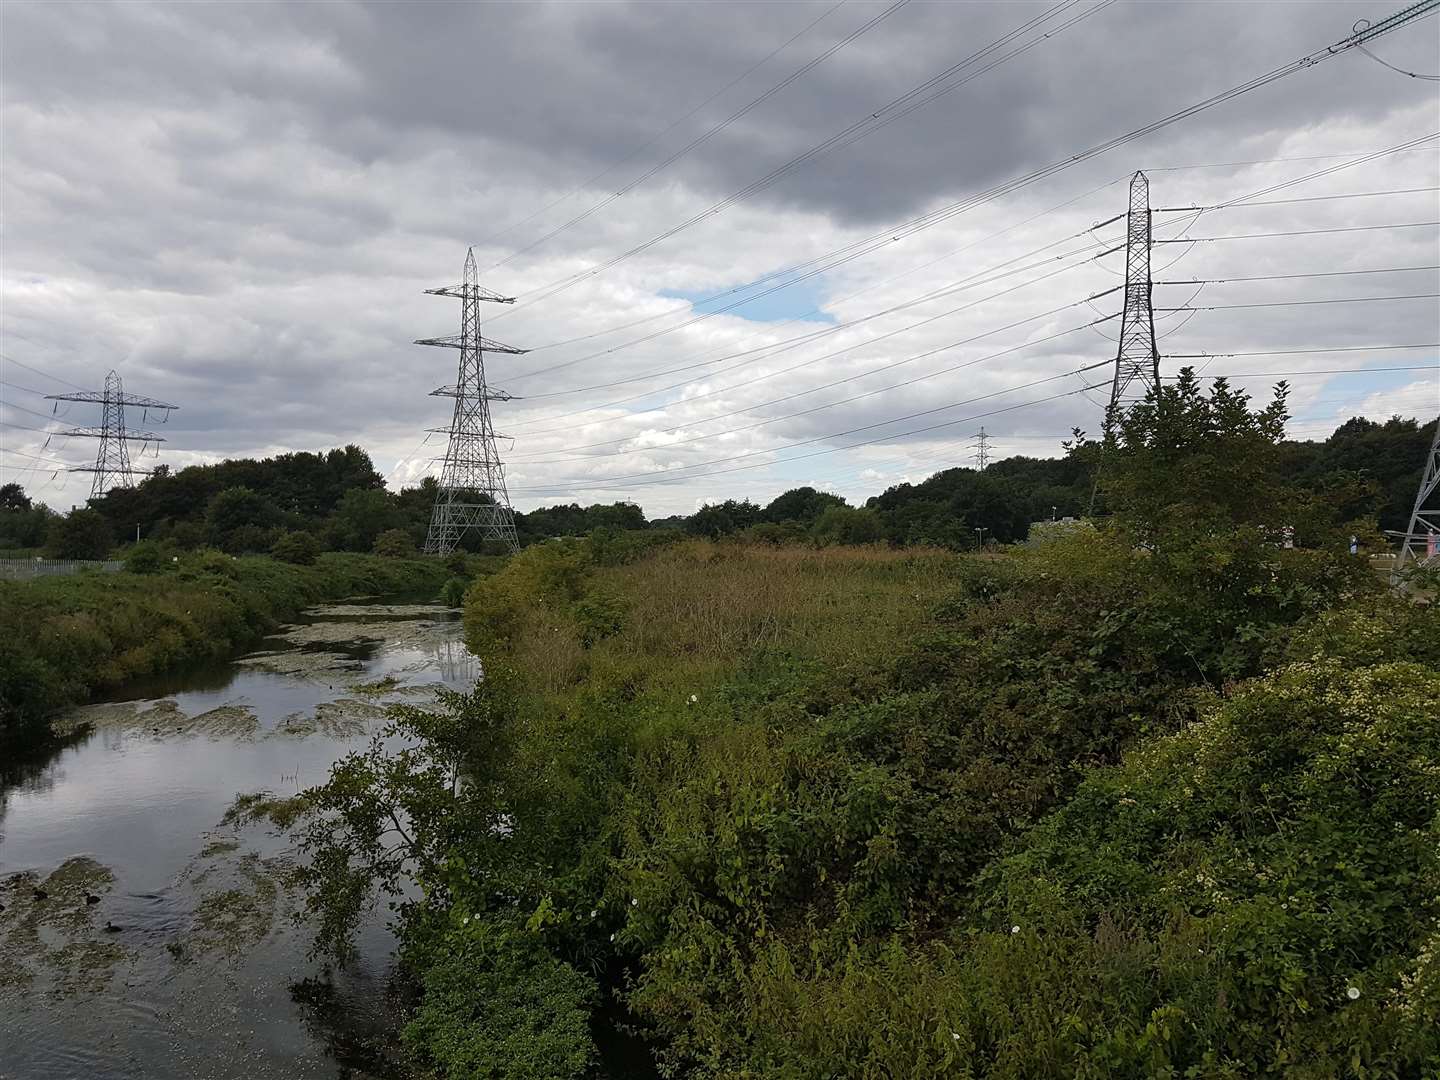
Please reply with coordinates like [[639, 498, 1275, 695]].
[[469, 540, 962, 700]]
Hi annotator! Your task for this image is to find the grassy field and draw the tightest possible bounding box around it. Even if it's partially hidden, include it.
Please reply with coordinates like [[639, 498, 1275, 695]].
[[0, 550, 449, 746], [465, 539, 961, 701]]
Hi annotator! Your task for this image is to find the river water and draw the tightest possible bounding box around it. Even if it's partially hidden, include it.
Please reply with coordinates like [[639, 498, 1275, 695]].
[[0, 600, 477, 1080]]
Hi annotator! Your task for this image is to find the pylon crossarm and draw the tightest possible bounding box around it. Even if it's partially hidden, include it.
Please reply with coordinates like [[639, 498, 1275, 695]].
[[425, 284, 516, 303], [56, 427, 167, 441], [44, 391, 178, 410], [428, 384, 517, 400], [414, 334, 529, 355]]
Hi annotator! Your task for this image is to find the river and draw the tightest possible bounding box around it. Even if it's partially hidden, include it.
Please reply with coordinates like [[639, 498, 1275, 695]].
[[0, 599, 477, 1080]]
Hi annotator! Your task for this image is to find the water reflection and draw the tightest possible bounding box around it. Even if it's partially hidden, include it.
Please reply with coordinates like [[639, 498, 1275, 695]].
[[0, 600, 475, 1080]]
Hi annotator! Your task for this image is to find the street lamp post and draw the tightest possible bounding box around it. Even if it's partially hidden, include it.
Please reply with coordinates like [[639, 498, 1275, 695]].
[[975, 526, 987, 549]]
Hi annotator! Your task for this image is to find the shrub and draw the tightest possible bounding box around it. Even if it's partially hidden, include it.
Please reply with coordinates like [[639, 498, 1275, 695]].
[[271, 530, 321, 566], [372, 528, 415, 558], [123, 541, 168, 574], [810, 505, 884, 546]]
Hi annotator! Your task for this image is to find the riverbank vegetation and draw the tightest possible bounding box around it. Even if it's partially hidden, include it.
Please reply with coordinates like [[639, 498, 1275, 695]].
[[260, 376, 1439, 1078], [0, 551, 449, 747]]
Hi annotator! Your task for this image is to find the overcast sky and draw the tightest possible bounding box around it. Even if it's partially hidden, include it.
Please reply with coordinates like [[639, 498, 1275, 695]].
[[2, 0, 1437, 515]]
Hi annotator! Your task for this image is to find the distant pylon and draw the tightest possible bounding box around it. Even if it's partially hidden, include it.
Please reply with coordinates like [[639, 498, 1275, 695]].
[[971, 427, 991, 470], [1107, 171, 1160, 424], [1397, 416, 1440, 571], [420, 248, 524, 556], [44, 370, 178, 498]]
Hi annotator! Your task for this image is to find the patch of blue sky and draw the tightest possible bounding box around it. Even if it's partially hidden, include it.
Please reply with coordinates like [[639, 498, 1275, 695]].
[[660, 274, 837, 325], [1287, 361, 1438, 426]]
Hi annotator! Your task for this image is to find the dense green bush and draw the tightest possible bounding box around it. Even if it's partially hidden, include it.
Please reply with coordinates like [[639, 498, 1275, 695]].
[[372, 528, 416, 558], [271, 529, 321, 565]]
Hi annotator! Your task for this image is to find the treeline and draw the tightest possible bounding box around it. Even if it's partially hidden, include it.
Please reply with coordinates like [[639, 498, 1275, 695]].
[[1, 414, 1431, 561]]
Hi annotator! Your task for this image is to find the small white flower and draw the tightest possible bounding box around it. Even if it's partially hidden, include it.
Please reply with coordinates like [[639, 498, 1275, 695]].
[[631, 898, 639, 907], [589, 909, 598, 918], [951, 1032, 960, 1041], [462, 915, 471, 925], [1347, 986, 1361, 1000], [1011, 925, 1020, 934], [609, 933, 616, 942], [688, 694, 698, 704]]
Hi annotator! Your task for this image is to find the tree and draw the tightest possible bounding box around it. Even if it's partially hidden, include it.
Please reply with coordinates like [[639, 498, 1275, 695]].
[[46, 508, 114, 560], [685, 500, 761, 538], [764, 487, 846, 524], [205, 486, 281, 553], [810, 506, 883, 546], [327, 488, 400, 552], [0, 483, 32, 512]]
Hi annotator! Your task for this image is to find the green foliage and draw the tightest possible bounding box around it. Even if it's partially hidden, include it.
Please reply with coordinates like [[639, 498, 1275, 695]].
[[686, 499, 762, 538], [325, 487, 401, 552], [764, 486, 846, 524], [810, 505, 883, 546], [403, 929, 597, 1080], [205, 486, 281, 553], [45, 507, 114, 560], [0, 482, 31, 511], [440, 576, 469, 607], [371, 528, 415, 558], [271, 530, 321, 565], [122, 540, 169, 574]]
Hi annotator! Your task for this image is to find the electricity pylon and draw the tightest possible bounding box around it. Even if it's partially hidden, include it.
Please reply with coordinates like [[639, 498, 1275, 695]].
[[1107, 171, 1160, 425], [971, 427, 991, 470], [44, 370, 178, 498], [1397, 417, 1440, 571], [420, 248, 524, 555]]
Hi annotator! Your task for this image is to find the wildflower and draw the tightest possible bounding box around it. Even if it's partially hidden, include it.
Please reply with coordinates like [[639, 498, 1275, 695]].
[[688, 694, 698, 704], [1347, 986, 1361, 1000], [462, 915, 471, 925], [609, 933, 616, 942], [589, 909, 598, 919], [1011, 925, 1020, 934], [631, 898, 639, 907], [951, 1032, 961, 1041]]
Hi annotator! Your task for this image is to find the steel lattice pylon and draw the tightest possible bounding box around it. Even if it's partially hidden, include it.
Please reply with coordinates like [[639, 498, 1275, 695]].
[[1397, 416, 1440, 570], [1107, 171, 1160, 422], [420, 249, 524, 555], [44, 370, 177, 498]]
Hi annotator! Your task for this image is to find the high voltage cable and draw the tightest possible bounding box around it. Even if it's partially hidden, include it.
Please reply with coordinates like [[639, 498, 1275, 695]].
[[1156, 264, 1439, 285], [1145, 143, 1437, 172], [472, 0, 848, 255], [491, 0, 1114, 323], [1155, 185, 1440, 211], [481, 0, 908, 273], [494, 1, 1437, 342], [510, 368, 1112, 492], [508, 138, 1432, 440], [512, 299, 1432, 466], [1153, 221, 1439, 243], [1156, 291, 1439, 311], [0, 353, 85, 391], [1169, 342, 1439, 359], [517, 129, 1431, 389], [509, 364, 1438, 495], [509, 233, 1109, 414], [1163, 365, 1437, 378], [511, 313, 1114, 464]]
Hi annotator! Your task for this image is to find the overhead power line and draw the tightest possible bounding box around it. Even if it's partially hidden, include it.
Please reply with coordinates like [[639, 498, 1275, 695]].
[[1156, 291, 1439, 311], [492, 0, 1112, 317], [472, 0, 848, 255], [1157, 264, 1439, 285], [496, 0, 1439, 343], [1154, 185, 1440, 211], [1153, 221, 1439, 243], [482, 0, 909, 272]]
